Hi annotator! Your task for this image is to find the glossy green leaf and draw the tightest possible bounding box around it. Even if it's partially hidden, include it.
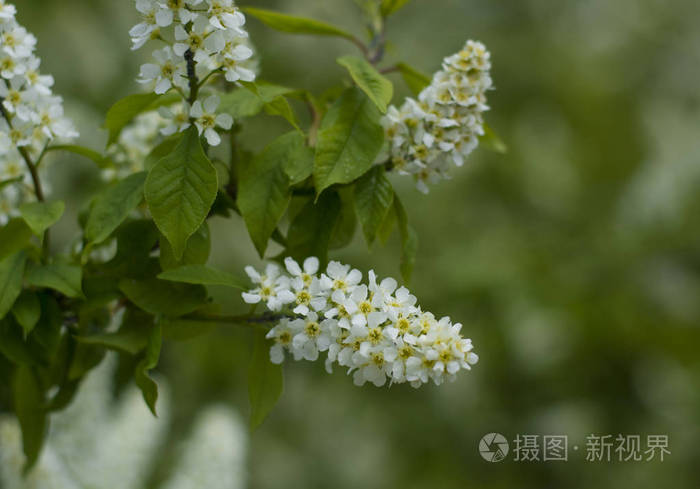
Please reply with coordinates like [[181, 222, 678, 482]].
[[19, 201, 65, 235], [286, 191, 341, 265], [394, 196, 418, 284], [27, 264, 83, 299], [46, 144, 112, 169], [85, 171, 147, 245], [238, 132, 311, 256], [0, 219, 33, 262], [243, 7, 355, 40], [159, 222, 210, 271], [104, 92, 179, 145], [0, 251, 27, 320], [145, 127, 218, 261], [13, 365, 47, 472], [337, 55, 394, 113], [76, 330, 149, 355], [396, 62, 431, 96], [158, 264, 247, 289], [354, 165, 394, 246], [135, 323, 161, 416], [249, 329, 283, 430], [119, 278, 208, 317], [313, 88, 384, 196], [11, 290, 40, 338]]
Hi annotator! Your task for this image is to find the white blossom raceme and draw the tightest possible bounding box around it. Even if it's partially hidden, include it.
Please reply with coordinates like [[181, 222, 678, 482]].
[[243, 257, 479, 388], [382, 40, 493, 193], [0, 1, 78, 224], [129, 0, 257, 146]]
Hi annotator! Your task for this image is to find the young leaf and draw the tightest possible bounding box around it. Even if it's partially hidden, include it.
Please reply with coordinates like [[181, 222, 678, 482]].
[[381, 0, 411, 17], [0, 251, 27, 320], [11, 290, 41, 338], [354, 165, 394, 246], [158, 264, 247, 289], [13, 365, 47, 472], [219, 83, 296, 119], [396, 62, 431, 96], [104, 92, 179, 145], [337, 55, 394, 113], [313, 88, 384, 196], [240, 82, 301, 130], [159, 222, 211, 271], [27, 264, 83, 299], [135, 323, 162, 416], [119, 278, 208, 317], [243, 7, 355, 40], [0, 219, 33, 262], [394, 197, 418, 284], [45, 144, 112, 169], [249, 329, 283, 430], [286, 191, 341, 265], [238, 132, 311, 256], [145, 127, 218, 261], [85, 171, 147, 246], [19, 201, 65, 235], [479, 123, 508, 154], [76, 330, 149, 355]]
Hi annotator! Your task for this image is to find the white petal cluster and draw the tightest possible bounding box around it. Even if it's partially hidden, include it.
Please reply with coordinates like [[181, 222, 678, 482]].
[[130, 0, 256, 146], [243, 257, 479, 388], [382, 40, 492, 193], [0, 2, 78, 223]]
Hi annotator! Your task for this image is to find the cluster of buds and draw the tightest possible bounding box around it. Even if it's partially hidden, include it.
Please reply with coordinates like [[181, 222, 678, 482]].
[[382, 40, 492, 193], [0, 1, 78, 223], [130, 0, 257, 146], [243, 257, 479, 388]]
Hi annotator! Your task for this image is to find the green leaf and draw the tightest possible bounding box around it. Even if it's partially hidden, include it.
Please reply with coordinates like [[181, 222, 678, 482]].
[[104, 220, 160, 279], [11, 290, 40, 338], [376, 203, 396, 246], [13, 365, 47, 472], [145, 127, 218, 261], [104, 92, 179, 145], [159, 222, 211, 271], [394, 197, 418, 284], [0, 251, 27, 320], [0, 219, 33, 262], [238, 132, 310, 256], [161, 317, 217, 341], [337, 56, 394, 113], [27, 264, 83, 299], [119, 278, 208, 317], [396, 62, 431, 96], [248, 329, 283, 430], [381, 0, 411, 16], [85, 171, 147, 246], [354, 165, 394, 246], [135, 323, 162, 416], [19, 201, 65, 235], [479, 123, 508, 154], [46, 145, 112, 169], [240, 82, 300, 130], [286, 191, 341, 265], [0, 317, 35, 365], [158, 264, 247, 289], [144, 136, 180, 171], [219, 84, 295, 119], [243, 7, 355, 40], [76, 330, 149, 355], [329, 187, 357, 250], [313, 88, 384, 196]]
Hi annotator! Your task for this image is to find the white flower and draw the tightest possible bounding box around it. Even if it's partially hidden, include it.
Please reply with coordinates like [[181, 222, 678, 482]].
[[206, 0, 246, 31], [158, 103, 190, 136], [242, 257, 479, 388], [190, 95, 232, 146], [130, 0, 174, 50], [137, 47, 186, 94]]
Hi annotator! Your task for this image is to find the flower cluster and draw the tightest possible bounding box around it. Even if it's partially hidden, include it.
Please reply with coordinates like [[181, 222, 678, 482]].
[[0, 1, 78, 223], [242, 257, 479, 388], [382, 40, 492, 193], [129, 0, 256, 146]]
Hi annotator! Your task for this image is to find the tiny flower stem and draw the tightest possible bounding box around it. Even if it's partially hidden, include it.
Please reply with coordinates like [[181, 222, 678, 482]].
[[379, 64, 399, 75], [0, 99, 50, 258], [184, 48, 199, 105], [198, 67, 223, 89]]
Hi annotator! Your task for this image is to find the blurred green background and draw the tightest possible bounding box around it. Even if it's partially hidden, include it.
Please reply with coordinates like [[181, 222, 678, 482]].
[[17, 0, 700, 487]]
